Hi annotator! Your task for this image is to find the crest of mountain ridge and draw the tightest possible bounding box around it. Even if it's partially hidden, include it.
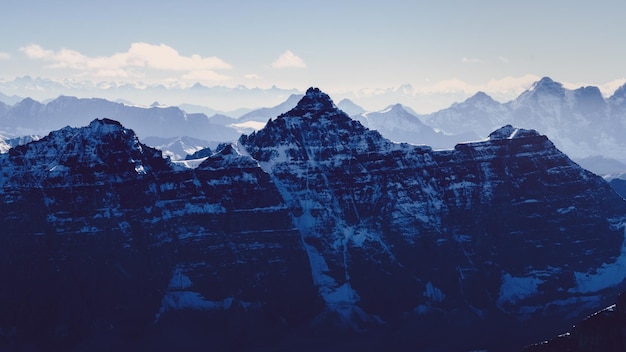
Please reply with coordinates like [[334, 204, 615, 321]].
[[1, 118, 171, 187], [0, 95, 242, 142]]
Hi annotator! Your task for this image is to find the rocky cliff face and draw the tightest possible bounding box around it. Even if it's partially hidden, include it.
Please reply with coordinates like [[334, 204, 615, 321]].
[[0, 118, 319, 351], [1, 89, 626, 351]]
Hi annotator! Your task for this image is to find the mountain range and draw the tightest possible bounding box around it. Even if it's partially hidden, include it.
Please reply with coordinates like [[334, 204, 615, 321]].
[[351, 103, 478, 148], [3, 77, 626, 181], [424, 77, 626, 165], [1, 88, 625, 351], [0, 76, 301, 113], [0, 95, 241, 142]]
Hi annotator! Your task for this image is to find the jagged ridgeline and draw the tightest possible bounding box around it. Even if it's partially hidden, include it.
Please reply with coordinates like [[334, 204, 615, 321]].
[[1, 88, 625, 351]]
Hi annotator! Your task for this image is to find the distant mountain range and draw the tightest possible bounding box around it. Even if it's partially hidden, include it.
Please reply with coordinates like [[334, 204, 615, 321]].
[[2, 76, 626, 180], [0, 76, 301, 112], [0, 96, 244, 142], [423, 77, 626, 164], [351, 103, 478, 148]]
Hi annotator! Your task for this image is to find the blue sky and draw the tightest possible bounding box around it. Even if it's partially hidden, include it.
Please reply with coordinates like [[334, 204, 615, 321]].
[[1, 0, 625, 111]]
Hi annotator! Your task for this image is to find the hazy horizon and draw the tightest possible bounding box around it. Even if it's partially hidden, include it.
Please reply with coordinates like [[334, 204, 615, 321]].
[[2, 0, 626, 112]]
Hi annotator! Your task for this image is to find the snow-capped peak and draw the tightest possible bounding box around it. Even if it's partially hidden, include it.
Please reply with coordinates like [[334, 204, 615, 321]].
[[197, 143, 259, 170], [284, 87, 339, 117], [2, 118, 171, 187], [488, 125, 540, 140]]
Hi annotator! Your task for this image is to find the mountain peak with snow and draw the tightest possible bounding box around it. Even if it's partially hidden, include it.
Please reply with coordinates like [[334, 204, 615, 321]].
[[3, 118, 170, 187], [488, 125, 541, 140], [284, 87, 339, 117], [197, 143, 258, 170], [242, 87, 381, 161]]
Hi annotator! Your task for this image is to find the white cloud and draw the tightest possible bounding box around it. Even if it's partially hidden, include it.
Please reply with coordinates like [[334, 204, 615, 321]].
[[498, 56, 510, 63], [0, 52, 10, 60], [461, 57, 483, 64], [123, 43, 232, 71], [272, 50, 306, 68], [244, 73, 261, 79], [598, 79, 626, 96], [483, 74, 540, 95], [19, 43, 232, 79]]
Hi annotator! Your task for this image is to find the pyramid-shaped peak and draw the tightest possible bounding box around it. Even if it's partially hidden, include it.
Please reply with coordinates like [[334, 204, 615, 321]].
[[384, 103, 406, 111], [289, 87, 337, 114], [337, 98, 365, 115], [531, 76, 564, 94], [467, 91, 495, 103], [378, 103, 414, 116], [535, 76, 558, 85]]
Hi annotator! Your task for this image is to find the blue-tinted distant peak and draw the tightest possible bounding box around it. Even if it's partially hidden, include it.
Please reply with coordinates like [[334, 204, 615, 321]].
[[336, 98, 365, 116], [530, 76, 564, 96], [466, 91, 496, 104], [387, 103, 406, 111], [574, 85, 602, 96]]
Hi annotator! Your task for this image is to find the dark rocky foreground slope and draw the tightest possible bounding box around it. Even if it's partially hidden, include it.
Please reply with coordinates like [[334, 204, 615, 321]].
[[1, 89, 625, 351], [524, 292, 626, 352]]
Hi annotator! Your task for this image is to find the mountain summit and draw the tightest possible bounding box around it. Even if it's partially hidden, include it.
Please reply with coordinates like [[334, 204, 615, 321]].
[[284, 87, 338, 116], [529, 76, 565, 96]]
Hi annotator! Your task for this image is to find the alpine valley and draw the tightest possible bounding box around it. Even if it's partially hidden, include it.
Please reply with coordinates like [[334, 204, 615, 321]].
[[1, 88, 626, 351]]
